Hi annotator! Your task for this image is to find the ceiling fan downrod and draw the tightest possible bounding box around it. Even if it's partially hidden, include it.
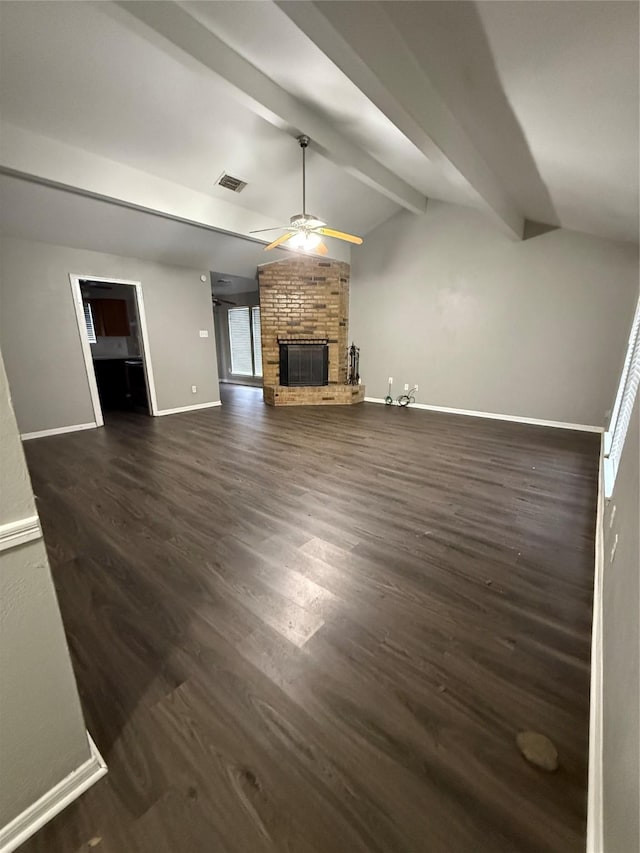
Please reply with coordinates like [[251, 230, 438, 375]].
[[297, 135, 310, 216], [249, 133, 362, 251]]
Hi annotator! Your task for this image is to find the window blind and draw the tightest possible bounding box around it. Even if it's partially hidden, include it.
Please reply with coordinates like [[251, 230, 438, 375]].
[[228, 307, 253, 376], [604, 295, 640, 497], [252, 307, 263, 377], [83, 301, 97, 344]]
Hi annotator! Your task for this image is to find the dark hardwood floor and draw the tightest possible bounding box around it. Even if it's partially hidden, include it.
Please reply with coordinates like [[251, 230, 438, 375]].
[[21, 386, 599, 853]]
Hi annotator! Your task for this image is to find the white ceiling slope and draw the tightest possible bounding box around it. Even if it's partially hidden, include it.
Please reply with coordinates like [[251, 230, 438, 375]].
[[0, 0, 637, 250], [278, 0, 638, 244], [0, 175, 292, 278]]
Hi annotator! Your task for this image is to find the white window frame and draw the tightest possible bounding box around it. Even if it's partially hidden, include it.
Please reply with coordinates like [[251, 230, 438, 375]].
[[228, 307, 253, 376], [603, 294, 640, 497], [228, 305, 262, 378]]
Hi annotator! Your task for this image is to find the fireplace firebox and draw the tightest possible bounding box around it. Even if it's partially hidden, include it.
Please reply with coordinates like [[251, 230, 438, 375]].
[[279, 339, 329, 387]]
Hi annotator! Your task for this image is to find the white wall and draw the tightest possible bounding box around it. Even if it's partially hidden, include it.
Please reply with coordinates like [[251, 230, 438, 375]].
[[602, 393, 639, 853], [0, 349, 96, 835], [0, 356, 35, 527], [351, 203, 639, 426], [0, 236, 220, 435]]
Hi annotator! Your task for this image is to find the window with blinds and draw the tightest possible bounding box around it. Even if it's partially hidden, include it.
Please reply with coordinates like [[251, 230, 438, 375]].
[[604, 294, 640, 497], [228, 305, 262, 377], [83, 301, 97, 344], [252, 307, 263, 377], [228, 307, 253, 375]]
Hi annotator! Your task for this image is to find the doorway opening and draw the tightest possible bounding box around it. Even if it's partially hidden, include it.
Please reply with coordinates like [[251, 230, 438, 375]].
[[211, 271, 263, 389], [69, 274, 158, 426]]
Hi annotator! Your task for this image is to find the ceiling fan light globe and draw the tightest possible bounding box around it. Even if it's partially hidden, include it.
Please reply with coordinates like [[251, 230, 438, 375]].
[[290, 231, 322, 251]]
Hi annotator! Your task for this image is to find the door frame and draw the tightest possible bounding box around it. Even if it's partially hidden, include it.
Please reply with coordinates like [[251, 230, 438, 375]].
[[69, 274, 159, 425]]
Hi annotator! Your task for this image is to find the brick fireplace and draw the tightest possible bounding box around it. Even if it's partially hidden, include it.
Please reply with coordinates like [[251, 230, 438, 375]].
[[258, 256, 365, 406]]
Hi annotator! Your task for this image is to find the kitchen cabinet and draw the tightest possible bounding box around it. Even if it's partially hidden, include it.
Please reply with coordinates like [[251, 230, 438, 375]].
[[89, 298, 130, 337]]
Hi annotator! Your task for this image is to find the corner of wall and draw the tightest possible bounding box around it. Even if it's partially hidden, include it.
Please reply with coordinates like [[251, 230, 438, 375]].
[[587, 436, 605, 853]]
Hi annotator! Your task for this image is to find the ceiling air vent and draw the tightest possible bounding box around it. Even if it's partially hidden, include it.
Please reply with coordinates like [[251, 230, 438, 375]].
[[216, 172, 247, 193]]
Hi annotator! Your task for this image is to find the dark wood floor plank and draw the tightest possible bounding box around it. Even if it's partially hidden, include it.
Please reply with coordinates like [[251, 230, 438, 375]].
[[19, 385, 599, 853]]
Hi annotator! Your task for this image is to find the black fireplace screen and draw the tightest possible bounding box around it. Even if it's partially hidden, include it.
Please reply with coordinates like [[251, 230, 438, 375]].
[[279, 339, 329, 387]]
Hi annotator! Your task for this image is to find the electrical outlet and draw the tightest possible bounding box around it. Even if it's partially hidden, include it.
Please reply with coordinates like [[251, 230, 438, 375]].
[[404, 383, 409, 391], [199, 330, 209, 338], [388, 377, 393, 384], [414, 384, 419, 392], [191, 385, 197, 394]]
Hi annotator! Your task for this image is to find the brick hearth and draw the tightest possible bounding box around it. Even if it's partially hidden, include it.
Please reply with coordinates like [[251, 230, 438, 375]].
[[263, 384, 366, 406]]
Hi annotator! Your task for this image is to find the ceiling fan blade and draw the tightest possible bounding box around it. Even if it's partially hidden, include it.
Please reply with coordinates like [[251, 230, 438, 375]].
[[318, 227, 363, 245], [265, 232, 296, 251], [315, 241, 329, 255], [249, 226, 291, 234]]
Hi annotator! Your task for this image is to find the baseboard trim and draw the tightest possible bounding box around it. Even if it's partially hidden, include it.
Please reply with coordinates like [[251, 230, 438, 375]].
[[0, 515, 42, 553], [363, 397, 603, 433], [20, 423, 98, 441], [0, 733, 107, 853], [155, 401, 222, 416], [587, 438, 605, 853]]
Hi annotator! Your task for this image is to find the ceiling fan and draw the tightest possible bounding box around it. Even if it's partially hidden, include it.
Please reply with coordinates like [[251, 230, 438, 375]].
[[212, 296, 236, 307], [250, 136, 364, 254]]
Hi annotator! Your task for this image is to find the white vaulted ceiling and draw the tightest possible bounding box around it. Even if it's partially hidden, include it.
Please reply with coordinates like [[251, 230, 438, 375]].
[[0, 174, 292, 277], [181, 0, 470, 206], [0, 0, 637, 253], [474, 0, 639, 243], [383, 0, 640, 242], [0, 1, 399, 241]]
